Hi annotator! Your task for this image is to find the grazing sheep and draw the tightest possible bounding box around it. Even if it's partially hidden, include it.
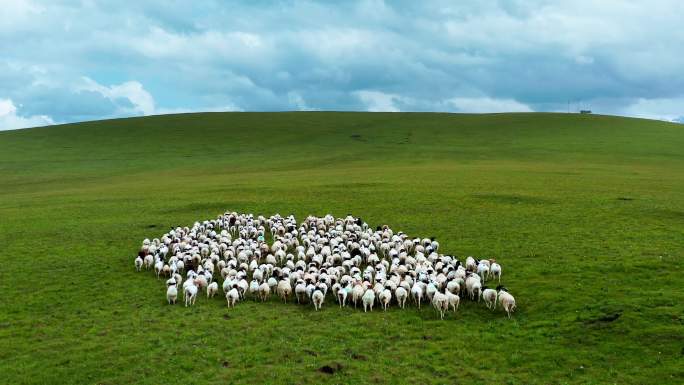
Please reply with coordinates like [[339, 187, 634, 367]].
[[466, 274, 482, 301], [481, 287, 497, 310], [432, 291, 449, 320], [226, 286, 240, 307], [154, 260, 164, 279], [249, 279, 260, 300], [267, 277, 278, 291], [497, 286, 516, 318], [184, 281, 198, 307], [222, 278, 233, 294], [445, 291, 459, 312], [362, 288, 375, 312], [312, 287, 325, 311], [426, 282, 437, 302], [352, 284, 365, 308], [379, 289, 392, 311], [395, 286, 408, 309], [194, 275, 208, 292], [139, 212, 516, 320], [277, 279, 292, 303], [258, 282, 271, 302], [477, 262, 489, 282], [337, 286, 348, 308], [166, 278, 178, 305], [143, 254, 154, 270], [295, 280, 307, 304], [411, 283, 423, 309], [465, 256, 477, 272], [446, 280, 460, 295], [490, 262, 502, 282], [207, 282, 219, 299]]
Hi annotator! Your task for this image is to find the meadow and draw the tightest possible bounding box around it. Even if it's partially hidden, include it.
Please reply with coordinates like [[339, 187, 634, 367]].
[[0, 112, 682, 384]]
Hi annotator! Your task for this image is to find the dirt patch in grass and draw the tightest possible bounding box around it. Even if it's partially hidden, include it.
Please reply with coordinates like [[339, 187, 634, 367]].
[[318, 363, 343, 374]]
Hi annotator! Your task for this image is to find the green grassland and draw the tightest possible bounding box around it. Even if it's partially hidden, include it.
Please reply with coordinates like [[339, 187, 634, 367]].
[[0, 112, 682, 384]]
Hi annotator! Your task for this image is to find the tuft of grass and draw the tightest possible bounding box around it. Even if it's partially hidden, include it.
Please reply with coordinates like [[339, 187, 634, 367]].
[[0, 112, 683, 384]]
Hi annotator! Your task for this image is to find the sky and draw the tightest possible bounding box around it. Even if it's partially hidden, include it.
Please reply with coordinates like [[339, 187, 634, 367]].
[[1, 0, 684, 130]]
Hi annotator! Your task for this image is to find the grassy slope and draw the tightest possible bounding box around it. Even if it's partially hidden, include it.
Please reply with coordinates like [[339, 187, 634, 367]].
[[0, 112, 682, 384]]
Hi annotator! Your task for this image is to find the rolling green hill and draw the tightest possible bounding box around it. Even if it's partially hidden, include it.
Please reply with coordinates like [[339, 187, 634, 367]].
[[0, 112, 682, 384]]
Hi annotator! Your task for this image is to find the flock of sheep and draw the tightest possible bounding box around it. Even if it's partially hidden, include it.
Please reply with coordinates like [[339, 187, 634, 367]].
[[134, 212, 517, 319]]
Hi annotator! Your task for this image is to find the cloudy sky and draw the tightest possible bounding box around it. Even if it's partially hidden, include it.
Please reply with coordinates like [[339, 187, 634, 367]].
[[1, 0, 684, 130]]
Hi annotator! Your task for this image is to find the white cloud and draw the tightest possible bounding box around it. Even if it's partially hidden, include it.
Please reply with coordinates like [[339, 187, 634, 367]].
[[287, 92, 317, 111], [1, 2, 683, 122], [155, 104, 243, 115], [619, 97, 684, 122], [0, 98, 54, 131], [130, 27, 267, 63], [355, 90, 401, 112], [76, 77, 155, 116], [448, 97, 533, 113], [0, 0, 45, 32]]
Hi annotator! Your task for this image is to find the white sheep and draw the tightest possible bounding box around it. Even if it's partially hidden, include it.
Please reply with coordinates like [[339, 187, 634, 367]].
[[352, 283, 365, 308], [431, 291, 448, 320], [466, 274, 482, 301], [207, 282, 219, 299], [477, 262, 489, 282], [226, 286, 240, 307], [426, 282, 437, 301], [481, 287, 497, 310], [184, 281, 198, 307], [249, 279, 260, 300], [465, 256, 477, 272], [337, 286, 348, 307], [312, 287, 325, 311], [295, 280, 307, 304], [490, 262, 502, 282], [445, 291, 459, 312], [142, 212, 515, 321], [446, 280, 460, 295], [497, 286, 516, 318], [362, 288, 375, 312], [277, 279, 292, 303], [410, 282, 423, 309], [379, 289, 392, 311], [143, 255, 154, 270], [258, 282, 271, 302], [395, 286, 408, 309], [154, 260, 164, 279], [222, 278, 233, 294], [166, 278, 178, 305]]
